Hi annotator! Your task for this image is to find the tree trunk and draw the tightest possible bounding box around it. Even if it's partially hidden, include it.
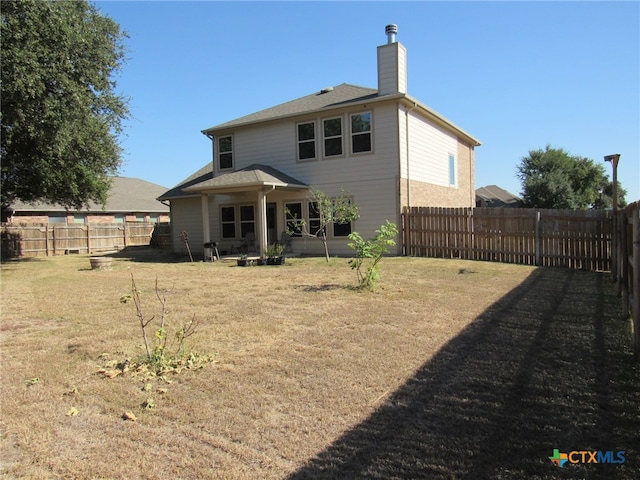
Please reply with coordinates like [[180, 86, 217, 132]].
[[322, 230, 329, 262]]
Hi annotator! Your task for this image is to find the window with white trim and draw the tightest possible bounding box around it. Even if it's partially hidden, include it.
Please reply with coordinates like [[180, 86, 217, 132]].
[[333, 220, 352, 237], [297, 122, 316, 160], [323, 117, 343, 157], [239, 205, 255, 237], [221, 206, 236, 238], [350, 112, 372, 153], [218, 135, 233, 170], [285, 202, 303, 237], [448, 154, 456, 186], [308, 201, 322, 236]]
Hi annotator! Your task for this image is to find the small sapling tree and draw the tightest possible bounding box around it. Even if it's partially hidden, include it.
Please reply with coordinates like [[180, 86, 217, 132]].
[[117, 274, 212, 376], [287, 187, 360, 262], [348, 221, 398, 290]]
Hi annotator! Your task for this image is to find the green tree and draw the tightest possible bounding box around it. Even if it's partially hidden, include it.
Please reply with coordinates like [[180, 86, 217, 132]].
[[1, 0, 129, 209], [287, 187, 360, 262], [516, 146, 626, 209]]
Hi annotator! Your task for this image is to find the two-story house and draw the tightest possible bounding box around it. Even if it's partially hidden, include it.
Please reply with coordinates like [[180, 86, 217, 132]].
[[159, 25, 481, 258]]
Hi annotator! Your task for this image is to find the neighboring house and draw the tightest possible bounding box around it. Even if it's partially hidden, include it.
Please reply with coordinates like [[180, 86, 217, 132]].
[[159, 25, 481, 257], [476, 185, 523, 208], [3, 176, 170, 224]]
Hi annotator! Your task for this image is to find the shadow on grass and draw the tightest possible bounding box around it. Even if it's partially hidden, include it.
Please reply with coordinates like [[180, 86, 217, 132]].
[[287, 268, 640, 479], [105, 246, 189, 263], [297, 284, 344, 292]]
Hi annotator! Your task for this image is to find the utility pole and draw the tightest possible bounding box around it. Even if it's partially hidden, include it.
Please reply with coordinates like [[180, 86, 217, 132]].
[[604, 154, 621, 284]]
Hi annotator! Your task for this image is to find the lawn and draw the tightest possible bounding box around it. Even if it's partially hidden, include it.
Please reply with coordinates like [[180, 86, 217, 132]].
[[0, 250, 638, 479]]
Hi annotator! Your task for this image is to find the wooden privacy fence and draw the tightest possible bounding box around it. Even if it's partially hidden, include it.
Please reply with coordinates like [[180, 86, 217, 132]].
[[402, 207, 612, 271], [1, 222, 171, 258], [611, 201, 640, 356]]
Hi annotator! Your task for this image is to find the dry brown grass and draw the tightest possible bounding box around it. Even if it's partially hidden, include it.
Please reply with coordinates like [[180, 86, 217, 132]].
[[1, 249, 638, 479]]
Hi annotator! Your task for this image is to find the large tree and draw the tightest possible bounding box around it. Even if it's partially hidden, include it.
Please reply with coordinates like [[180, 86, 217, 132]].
[[1, 0, 129, 209], [516, 146, 626, 209]]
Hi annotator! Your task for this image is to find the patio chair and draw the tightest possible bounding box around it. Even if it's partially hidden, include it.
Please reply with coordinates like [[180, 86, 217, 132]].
[[280, 231, 293, 254], [243, 232, 257, 253]]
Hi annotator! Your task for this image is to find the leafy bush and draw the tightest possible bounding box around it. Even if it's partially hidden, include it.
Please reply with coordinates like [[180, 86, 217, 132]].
[[348, 221, 398, 290]]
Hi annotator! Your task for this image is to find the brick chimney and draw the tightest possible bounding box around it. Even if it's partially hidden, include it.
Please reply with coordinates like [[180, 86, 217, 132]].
[[377, 24, 407, 96]]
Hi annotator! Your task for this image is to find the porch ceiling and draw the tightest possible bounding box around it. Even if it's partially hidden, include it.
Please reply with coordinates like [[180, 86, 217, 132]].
[[184, 164, 308, 195]]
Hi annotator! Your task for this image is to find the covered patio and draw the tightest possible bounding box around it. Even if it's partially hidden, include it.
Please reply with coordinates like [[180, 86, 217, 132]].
[[184, 164, 308, 258]]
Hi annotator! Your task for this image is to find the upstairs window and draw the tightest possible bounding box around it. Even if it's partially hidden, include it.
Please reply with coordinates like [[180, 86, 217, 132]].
[[218, 135, 233, 170], [351, 112, 372, 154], [323, 117, 343, 157], [297, 122, 316, 160]]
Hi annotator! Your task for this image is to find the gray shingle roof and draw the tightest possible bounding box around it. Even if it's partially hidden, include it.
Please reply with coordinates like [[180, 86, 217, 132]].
[[11, 177, 170, 213], [185, 164, 307, 193], [203, 83, 379, 132], [157, 163, 214, 201]]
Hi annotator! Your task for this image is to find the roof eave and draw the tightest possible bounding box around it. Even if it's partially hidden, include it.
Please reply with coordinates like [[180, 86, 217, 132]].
[[202, 92, 481, 147], [184, 181, 309, 195], [201, 93, 406, 136]]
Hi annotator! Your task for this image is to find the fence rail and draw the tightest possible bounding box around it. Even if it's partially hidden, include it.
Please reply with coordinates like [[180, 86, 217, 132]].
[[402, 207, 612, 271], [1, 222, 171, 258]]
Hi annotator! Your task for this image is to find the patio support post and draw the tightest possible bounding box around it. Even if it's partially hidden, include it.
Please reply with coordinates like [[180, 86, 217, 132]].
[[201, 194, 210, 250], [257, 189, 267, 257]]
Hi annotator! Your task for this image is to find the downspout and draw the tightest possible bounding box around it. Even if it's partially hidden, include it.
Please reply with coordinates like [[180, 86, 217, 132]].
[[470, 145, 474, 207], [405, 102, 418, 209], [403, 101, 417, 257]]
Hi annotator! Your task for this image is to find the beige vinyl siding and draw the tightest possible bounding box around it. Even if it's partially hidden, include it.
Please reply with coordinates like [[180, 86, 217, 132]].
[[263, 178, 399, 257], [213, 103, 402, 256], [229, 103, 400, 188], [169, 197, 203, 256], [377, 43, 407, 95], [404, 109, 458, 187]]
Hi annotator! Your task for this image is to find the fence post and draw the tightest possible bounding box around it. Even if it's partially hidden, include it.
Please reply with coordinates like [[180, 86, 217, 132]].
[[621, 212, 629, 311], [632, 212, 640, 358], [86, 225, 91, 255], [535, 210, 541, 266], [402, 209, 407, 256], [611, 213, 618, 283]]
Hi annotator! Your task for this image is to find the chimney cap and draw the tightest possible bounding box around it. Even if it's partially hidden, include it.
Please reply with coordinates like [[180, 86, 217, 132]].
[[385, 24, 398, 44]]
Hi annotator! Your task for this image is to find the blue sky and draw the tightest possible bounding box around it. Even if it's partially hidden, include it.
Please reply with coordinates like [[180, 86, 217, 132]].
[[96, 1, 639, 202]]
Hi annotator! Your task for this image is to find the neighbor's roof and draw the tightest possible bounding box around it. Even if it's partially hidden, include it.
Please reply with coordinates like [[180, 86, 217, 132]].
[[202, 83, 481, 147], [184, 164, 307, 194], [11, 177, 170, 213], [476, 185, 523, 208]]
